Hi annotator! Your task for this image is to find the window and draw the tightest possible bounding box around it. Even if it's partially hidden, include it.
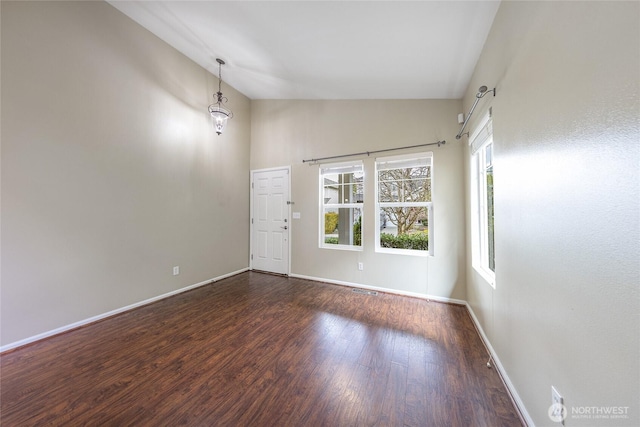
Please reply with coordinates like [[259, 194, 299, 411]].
[[470, 113, 496, 286], [319, 161, 364, 250], [375, 153, 433, 256]]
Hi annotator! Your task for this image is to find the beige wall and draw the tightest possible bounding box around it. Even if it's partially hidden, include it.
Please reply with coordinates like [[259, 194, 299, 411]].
[[1, 1, 251, 346], [463, 1, 639, 425], [5, 1, 638, 423], [251, 99, 467, 299]]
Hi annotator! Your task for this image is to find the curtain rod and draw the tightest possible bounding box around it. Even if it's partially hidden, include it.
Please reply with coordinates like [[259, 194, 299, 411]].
[[456, 85, 495, 140], [302, 140, 446, 164]]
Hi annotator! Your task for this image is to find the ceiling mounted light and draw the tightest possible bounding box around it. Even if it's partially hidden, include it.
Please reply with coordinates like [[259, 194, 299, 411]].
[[208, 58, 233, 135]]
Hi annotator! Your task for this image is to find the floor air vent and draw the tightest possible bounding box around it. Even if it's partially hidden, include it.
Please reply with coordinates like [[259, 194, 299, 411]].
[[352, 288, 378, 296]]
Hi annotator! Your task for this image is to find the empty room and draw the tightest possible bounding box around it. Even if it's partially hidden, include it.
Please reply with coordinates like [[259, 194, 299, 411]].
[[1, 1, 638, 426]]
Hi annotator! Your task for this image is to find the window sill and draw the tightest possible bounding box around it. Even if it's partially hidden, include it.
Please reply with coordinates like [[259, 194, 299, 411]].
[[473, 264, 496, 289], [320, 245, 363, 252], [375, 247, 430, 257]]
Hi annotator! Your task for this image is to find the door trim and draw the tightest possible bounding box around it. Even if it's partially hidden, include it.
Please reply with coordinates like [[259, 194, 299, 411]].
[[249, 166, 292, 276]]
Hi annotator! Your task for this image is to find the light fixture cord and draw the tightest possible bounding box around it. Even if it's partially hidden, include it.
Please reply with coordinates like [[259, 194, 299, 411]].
[[217, 61, 223, 102]]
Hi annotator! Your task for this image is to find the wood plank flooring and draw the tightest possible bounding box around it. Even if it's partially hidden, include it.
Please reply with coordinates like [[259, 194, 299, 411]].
[[1, 272, 523, 426]]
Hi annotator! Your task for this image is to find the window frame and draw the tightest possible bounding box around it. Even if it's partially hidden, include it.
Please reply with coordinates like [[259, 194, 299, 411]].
[[374, 152, 434, 257], [470, 113, 496, 287], [318, 160, 364, 251]]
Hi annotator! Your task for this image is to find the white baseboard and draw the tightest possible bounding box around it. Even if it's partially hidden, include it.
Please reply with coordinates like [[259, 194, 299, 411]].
[[465, 303, 535, 427], [0, 268, 249, 353], [2, 268, 533, 427], [288, 273, 467, 305]]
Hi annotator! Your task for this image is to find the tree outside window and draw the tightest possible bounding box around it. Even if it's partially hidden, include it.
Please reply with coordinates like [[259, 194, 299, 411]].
[[376, 154, 433, 254]]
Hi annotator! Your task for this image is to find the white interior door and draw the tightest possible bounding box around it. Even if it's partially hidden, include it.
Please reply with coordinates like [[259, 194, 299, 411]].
[[251, 168, 290, 275]]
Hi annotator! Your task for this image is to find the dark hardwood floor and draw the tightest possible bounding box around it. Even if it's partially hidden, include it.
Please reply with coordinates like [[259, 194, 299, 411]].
[[1, 272, 523, 426]]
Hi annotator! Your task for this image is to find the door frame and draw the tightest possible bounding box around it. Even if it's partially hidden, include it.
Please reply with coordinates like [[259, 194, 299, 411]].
[[249, 166, 292, 275]]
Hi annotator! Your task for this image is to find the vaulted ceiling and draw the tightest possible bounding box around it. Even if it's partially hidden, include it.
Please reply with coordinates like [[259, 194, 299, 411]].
[[109, 1, 500, 100]]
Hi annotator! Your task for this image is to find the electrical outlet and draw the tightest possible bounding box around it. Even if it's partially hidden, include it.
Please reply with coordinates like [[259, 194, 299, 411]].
[[358, 262, 364, 271], [173, 266, 180, 276], [550, 386, 566, 425]]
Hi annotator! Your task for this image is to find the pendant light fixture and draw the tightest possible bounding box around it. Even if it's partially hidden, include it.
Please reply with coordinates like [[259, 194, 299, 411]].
[[208, 58, 233, 135]]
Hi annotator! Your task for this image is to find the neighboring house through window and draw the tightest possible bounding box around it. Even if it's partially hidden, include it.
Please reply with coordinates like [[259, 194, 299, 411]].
[[319, 161, 363, 250]]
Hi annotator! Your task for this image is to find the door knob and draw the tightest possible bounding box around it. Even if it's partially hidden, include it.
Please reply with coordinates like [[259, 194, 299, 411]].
[[281, 226, 288, 230]]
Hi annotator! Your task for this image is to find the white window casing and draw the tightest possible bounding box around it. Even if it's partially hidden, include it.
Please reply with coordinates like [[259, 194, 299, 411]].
[[375, 152, 433, 256], [319, 160, 364, 250], [470, 112, 496, 287]]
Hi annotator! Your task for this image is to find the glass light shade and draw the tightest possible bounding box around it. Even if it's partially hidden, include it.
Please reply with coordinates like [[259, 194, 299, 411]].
[[208, 104, 233, 135]]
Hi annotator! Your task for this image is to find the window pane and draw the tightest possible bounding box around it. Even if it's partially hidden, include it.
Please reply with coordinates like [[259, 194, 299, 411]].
[[323, 207, 362, 246], [379, 206, 428, 251], [323, 172, 364, 204], [378, 166, 430, 182], [486, 162, 495, 271], [378, 167, 431, 203]]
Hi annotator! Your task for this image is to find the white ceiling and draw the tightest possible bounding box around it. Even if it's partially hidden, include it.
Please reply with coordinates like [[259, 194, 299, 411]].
[[108, 1, 500, 100]]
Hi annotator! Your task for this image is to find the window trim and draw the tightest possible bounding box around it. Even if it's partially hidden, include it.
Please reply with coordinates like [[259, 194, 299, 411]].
[[318, 160, 364, 251], [470, 113, 496, 288], [374, 152, 434, 257]]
